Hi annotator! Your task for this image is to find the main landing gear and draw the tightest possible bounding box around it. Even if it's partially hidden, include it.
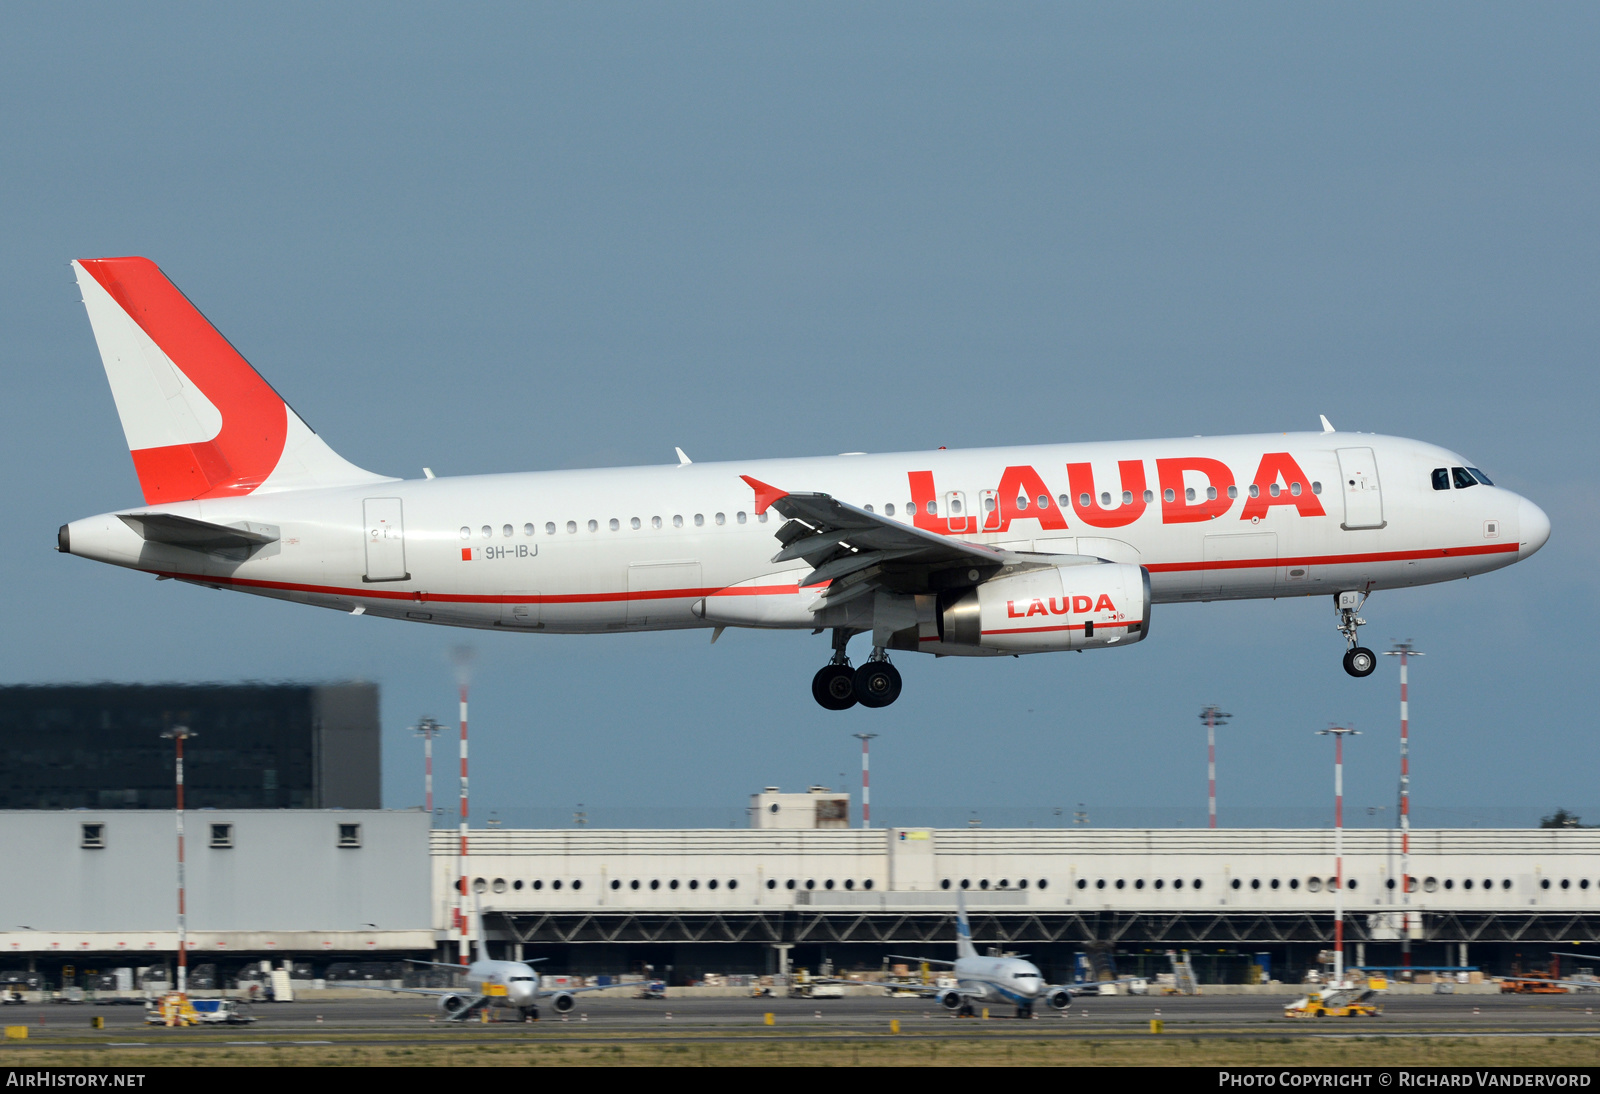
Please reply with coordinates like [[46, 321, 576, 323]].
[[1335, 591, 1376, 678], [811, 629, 902, 710]]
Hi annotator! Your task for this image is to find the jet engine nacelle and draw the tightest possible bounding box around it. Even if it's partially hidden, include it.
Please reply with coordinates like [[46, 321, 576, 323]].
[[551, 992, 576, 1013], [1045, 987, 1073, 1010], [936, 989, 965, 1011], [938, 562, 1150, 653], [437, 993, 469, 1015]]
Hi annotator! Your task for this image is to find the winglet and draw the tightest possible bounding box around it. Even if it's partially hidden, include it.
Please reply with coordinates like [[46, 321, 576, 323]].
[[675, 447, 693, 466], [741, 475, 789, 515], [1320, 414, 1335, 434]]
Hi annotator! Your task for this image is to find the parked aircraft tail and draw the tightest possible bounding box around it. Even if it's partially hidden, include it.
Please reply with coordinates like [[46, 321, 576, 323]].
[[72, 257, 392, 504], [955, 891, 977, 960]]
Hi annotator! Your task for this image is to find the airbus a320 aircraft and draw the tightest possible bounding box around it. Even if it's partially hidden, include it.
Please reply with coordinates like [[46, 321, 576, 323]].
[[58, 258, 1550, 709]]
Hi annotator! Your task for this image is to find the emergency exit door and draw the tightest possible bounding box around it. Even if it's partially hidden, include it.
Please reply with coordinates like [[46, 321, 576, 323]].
[[362, 498, 410, 582]]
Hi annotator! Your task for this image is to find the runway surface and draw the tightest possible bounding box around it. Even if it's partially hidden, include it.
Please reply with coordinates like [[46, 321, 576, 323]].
[[5, 992, 1600, 1048]]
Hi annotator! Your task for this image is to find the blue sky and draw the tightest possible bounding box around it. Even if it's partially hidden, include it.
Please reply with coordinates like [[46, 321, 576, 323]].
[[2, 4, 1595, 826]]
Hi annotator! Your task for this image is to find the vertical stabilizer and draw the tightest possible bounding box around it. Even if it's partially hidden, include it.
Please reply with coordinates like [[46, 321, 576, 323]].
[[955, 891, 978, 960], [73, 257, 394, 504]]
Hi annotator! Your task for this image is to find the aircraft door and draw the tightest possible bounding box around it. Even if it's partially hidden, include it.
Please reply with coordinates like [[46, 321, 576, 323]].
[[362, 498, 410, 582], [944, 491, 972, 534], [978, 490, 1000, 532], [1335, 448, 1386, 530]]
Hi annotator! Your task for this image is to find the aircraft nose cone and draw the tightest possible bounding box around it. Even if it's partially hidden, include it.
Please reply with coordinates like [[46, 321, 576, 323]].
[[1518, 496, 1550, 559]]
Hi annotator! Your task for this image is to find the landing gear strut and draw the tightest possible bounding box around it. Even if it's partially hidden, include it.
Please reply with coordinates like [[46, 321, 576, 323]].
[[811, 631, 903, 709], [1335, 591, 1376, 678]]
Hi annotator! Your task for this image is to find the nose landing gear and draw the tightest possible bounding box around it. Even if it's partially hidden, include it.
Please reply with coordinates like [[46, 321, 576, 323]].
[[811, 630, 903, 709], [1335, 591, 1376, 678]]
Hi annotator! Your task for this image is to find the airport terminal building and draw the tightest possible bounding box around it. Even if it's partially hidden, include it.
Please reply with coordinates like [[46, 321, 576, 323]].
[[2, 809, 1598, 989], [5, 683, 1597, 990]]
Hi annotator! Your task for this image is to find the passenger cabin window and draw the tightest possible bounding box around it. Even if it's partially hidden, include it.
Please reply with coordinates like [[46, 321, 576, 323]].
[[1451, 467, 1477, 489], [81, 823, 105, 849], [337, 823, 362, 848], [209, 823, 233, 849], [1432, 468, 1451, 490]]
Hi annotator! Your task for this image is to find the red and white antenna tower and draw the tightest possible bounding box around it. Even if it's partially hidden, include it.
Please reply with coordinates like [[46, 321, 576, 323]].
[[414, 718, 443, 818], [1384, 641, 1423, 975], [456, 683, 470, 965], [1199, 706, 1231, 829], [161, 725, 196, 1000], [853, 733, 878, 828], [1318, 725, 1360, 985]]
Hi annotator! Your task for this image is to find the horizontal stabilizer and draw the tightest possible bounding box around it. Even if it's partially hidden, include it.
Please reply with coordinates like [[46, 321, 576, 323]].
[[119, 512, 279, 552]]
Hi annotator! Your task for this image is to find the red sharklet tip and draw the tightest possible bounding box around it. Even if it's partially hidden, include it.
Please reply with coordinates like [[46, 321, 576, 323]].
[[741, 475, 788, 515]]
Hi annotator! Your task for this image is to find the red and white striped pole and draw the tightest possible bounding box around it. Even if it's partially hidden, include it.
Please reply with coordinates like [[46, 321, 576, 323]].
[[162, 726, 196, 998], [853, 733, 877, 828], [1199, 707, 1231, 829], [457, 685, 470, 965], [1385, 642, 1422, 975], [414, 718, 442, 818], [1319, 725, 1359, 985]]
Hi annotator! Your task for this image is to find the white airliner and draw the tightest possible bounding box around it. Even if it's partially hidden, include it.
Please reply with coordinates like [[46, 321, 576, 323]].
[[893, 898, 1073, 1018], [58, 257, 1550, 708], [371, 906, 600, 1021]]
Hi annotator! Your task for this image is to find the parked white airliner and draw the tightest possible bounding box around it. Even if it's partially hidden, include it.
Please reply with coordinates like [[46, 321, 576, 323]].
[[892, 897, 1073, 1018], [58, 258, 1550, 708]]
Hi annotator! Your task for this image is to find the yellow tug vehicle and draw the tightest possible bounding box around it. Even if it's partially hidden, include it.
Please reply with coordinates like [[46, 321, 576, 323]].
[[1285, 983, 1385, 1018]]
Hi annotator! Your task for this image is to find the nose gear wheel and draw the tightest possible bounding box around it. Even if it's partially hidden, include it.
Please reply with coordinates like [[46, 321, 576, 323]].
[[1334, 592, 1376, 678]]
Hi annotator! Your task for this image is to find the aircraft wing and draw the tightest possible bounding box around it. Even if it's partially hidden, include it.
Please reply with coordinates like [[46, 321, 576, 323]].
[[885, 954, 956, 967], [346, 984, 485, 1001], [744, 476, 1090, 611]]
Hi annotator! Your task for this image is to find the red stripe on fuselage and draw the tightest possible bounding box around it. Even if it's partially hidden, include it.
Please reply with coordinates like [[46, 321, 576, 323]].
[[1143, 541, 1517, 573], [145, 541, 1516, 607]]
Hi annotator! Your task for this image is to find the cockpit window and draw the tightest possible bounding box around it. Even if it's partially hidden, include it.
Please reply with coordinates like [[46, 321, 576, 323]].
[[1014, 972, 1040, 978], [1468, 467, 1493, 486], [1431, 469, 1450, 491], [1451, 467, 1477, 489], [509, 976, 535, 982]]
